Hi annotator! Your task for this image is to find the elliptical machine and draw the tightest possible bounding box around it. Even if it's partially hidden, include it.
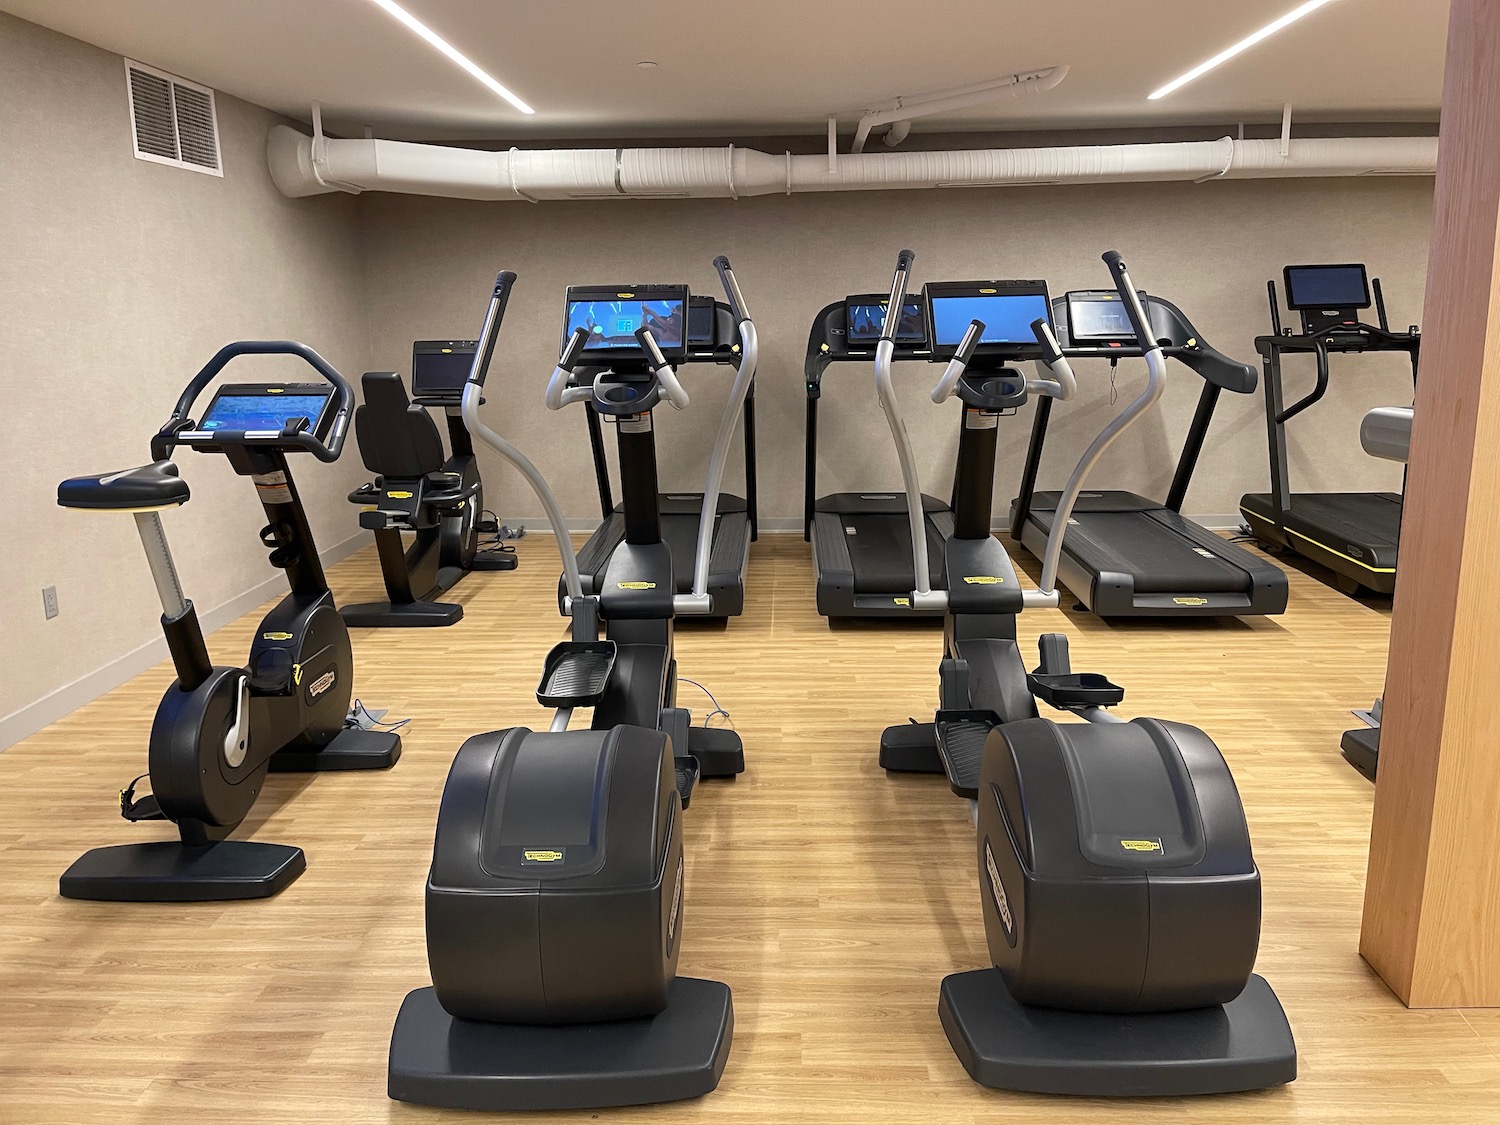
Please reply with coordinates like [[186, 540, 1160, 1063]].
[[341, 339, 517, 628], [56, 342, 402, 903], [872, 250, 1296, 1096], [388, 258, 755, 1112]]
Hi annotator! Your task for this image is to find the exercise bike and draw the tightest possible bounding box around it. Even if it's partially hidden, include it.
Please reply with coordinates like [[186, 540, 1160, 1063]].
[[872, 250, 1297, 1096], [342, 339, 517, 629], [388, 257, 755, 1112], [56, 342, 402, 903]]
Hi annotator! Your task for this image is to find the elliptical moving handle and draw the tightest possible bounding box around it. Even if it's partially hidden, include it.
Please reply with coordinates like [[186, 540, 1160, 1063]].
[[931, 319, 985, 403], [882, 249, 917, 343], [465, 270, 518, 392], [713, 254, 751, 323], [634, 327, 689, 410], [151, 340, 355, 463], [1102, 251, 1157, 349]]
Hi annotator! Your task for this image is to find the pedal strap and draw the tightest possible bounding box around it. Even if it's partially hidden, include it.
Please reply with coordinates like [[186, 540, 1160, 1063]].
[[119, 774, 166, 821]]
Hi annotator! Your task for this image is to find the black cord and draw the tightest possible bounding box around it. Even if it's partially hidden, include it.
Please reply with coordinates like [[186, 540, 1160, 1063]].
[[346, 699, 411, 733], [677, 678, 732, 728]]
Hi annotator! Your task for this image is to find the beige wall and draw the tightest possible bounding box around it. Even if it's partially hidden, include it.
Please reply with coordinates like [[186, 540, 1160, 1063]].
[[358, 176, 1431, 531], [0, 13, 370, 742]]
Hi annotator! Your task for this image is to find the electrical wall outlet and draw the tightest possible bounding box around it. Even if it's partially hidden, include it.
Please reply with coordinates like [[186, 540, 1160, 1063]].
[[42, 586, 59, 620]]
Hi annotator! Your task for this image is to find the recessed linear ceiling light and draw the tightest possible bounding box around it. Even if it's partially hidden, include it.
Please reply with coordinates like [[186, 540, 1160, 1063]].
[[1147, 0, 1338, 101], [367, 0, 534, 114]]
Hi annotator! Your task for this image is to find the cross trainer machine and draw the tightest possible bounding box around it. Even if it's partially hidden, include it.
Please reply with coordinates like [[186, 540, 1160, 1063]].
[[568, 294, 757, 622], [388, 258, 755, 1112], [56, 342, 401, 902], [1340, 403, 1413, 781], [341, 339, 517, 628], [872, 249, 1296, 1096], [1240, 263, 1420, 596]]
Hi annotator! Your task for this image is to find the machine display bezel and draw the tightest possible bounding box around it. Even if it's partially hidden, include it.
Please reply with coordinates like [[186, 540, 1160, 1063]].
[[844, 294, 928, 345], [923, 280, 1053, 360], [1065, 290, 1151, 345], [198, 382, 336, 439], [563, 284, 691, 362], [411, 339, 477, 402]]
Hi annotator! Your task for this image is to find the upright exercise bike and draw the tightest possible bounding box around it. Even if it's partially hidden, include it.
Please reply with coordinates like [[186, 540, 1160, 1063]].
[[872, 250, 1296, 1096], [388, 258, 755, 1112], [56, 342, 401, 902], [342, 339, 517, 628]]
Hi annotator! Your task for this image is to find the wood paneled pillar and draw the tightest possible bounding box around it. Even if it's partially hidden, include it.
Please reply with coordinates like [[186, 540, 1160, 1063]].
[[1359, 0, 1500, 1007]]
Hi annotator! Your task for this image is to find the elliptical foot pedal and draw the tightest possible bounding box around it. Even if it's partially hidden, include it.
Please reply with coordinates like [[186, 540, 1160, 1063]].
[[1026, 673, 1124, 712], [880, 722, 942, 774], [470, 552, 518, 571], [685, 725, 744, 778], [934, 711, 996, 799], [938, 969, 1296, 1096], [538, 641, 618, 707], [675, 755, 700, 808], [271, 728, 402, 772], [59, 840, 306, 902], [388, 978, 734, 1111]]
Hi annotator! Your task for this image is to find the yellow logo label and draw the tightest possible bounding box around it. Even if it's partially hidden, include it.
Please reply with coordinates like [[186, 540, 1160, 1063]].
[[267, 387, 284, 393], [894, 597, 910, 606], [293, 664, 302, 686], [980, 288, 997, 294], [523, 850, 564, 862], [963, 576, 1002, 585], [617, 291, 635, 298], [262, 631, 293, 641], [1172, 597, 1209, 606], [441, 347, 452, 353], [617, 581, 656, 590], [1120, 838, 1164, 853], [389, 490, 413, 499]]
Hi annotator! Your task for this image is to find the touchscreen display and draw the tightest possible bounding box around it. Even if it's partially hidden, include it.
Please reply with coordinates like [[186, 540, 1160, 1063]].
[[688, 298, 717, 346], [929, 292, 1051, 348], [1067, 293, 1145, 341], [567, 296, 686, 352], [412, 343, 475, 396], [201, 392, 330, 432], [846, 300, 925, 343], [1285, 264, 1370, 310]]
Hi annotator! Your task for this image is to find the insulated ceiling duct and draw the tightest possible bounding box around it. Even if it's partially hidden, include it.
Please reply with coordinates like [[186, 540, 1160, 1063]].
[[267, 124, 1436, 203]]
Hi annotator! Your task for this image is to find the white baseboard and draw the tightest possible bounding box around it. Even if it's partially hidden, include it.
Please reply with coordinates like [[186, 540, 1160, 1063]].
[[0, 532, 368, 752]]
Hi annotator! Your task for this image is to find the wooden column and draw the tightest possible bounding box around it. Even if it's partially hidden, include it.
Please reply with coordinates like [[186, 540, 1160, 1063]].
[[1360, 0, 1500, 1007]]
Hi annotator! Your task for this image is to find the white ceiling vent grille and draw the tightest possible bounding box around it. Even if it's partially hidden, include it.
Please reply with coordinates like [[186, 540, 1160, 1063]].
[[125, 59, 222, 176]]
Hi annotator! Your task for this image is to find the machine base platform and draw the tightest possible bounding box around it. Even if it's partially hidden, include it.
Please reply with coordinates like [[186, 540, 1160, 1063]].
[[339, 600, 463, 628], [687, 725, 744, 778], [939, 969, 1296, 1096], [469, 552, 518, 571], [269, 728, 401, 772], [1341, 725, 1380, 781], [879, 722, 942, 773], [388, 978, 733, 1111], [59, 840, 306, 902]]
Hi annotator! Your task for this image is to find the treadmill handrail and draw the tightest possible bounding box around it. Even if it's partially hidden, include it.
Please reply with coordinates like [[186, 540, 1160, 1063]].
[[1038, 252, 1167, 598]]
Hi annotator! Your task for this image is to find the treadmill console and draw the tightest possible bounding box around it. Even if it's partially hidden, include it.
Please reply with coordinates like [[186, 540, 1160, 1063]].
[[845, 294, 927, 346], [563, 285, 690, 363], [1284, 263, 1371, 334], [411, 339, 475, 403], [923, 280, 1051, 360], [1064, 290, 1153, 351]]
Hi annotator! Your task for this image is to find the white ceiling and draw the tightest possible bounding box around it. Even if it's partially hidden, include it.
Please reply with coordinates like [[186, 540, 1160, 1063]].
[[1, 0, 1448, 140]]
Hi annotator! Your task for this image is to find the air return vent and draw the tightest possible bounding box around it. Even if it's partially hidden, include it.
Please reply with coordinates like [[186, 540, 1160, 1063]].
[[125, 59, 221, 176]]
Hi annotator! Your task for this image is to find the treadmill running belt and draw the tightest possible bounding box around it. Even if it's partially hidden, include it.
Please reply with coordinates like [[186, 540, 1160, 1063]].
[[1031, 510, 1251, 594], [660, 512, 716, 594], [1286, 494, 1401, 550], [847, 513, 946, 593]]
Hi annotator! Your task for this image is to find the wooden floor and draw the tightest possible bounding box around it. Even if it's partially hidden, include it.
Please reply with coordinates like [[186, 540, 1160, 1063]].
[[5, 531, 1499, 1124]]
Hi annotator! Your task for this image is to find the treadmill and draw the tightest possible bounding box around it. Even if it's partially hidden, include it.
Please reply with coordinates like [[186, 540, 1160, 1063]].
[[806, 293, 953, 618], [567, 294, 757, 620], [1340, 405, 1412, 782], [1010, 290, 1289, 617], [1239, 264, 1420, 597]]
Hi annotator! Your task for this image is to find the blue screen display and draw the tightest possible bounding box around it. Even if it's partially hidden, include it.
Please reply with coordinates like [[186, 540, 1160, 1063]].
[[1286, 265, 1369, 309], [567, 298, 685, 351], [846, 301, 924, 342], [201, 393, 329, 432], [930, 293, 1052, 347]]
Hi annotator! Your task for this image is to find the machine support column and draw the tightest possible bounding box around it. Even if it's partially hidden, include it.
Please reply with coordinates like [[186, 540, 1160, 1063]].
[[1360, 0, 1500, 1006]]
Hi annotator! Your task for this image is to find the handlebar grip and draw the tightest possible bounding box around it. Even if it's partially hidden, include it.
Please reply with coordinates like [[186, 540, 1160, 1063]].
[[1031, 317, 1062, 364], [896, 248, 916, 274], [882, 249, 916, 344], [955, 319, 984, 365], [559, 326, 591, 372], [635, 326, 668, 370], [931, 319, 984, 404], [713, 254, 750, 323], [1102, 250, 1155, 347], [493, 269, 517, 298]]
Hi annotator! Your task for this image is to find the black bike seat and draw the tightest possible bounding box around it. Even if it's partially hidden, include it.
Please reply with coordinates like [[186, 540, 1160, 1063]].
[[58, 460, 191, 511]]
